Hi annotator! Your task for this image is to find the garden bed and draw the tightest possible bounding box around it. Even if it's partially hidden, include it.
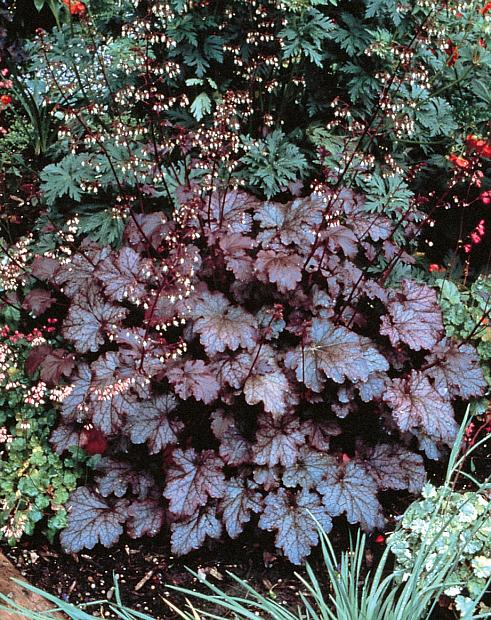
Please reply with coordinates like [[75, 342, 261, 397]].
[[1, 1, 491, 619], [1, 535, 459, 620]]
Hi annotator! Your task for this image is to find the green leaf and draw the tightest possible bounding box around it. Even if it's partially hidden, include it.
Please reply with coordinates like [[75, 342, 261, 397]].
[[190, 92, 212, 121], [40, 154, 88, 205]]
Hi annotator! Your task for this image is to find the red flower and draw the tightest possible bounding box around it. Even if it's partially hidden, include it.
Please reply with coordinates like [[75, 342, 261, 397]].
[[465, 135, 491, 158], [449, 153, 470, 169], [63, 0, 86, 16], [480, 144, 491, 158], [480, 191, 491, 205], [429, 264, 445, 273], [445, 43, 459, 66], [480, 2, 491, 14], [0, 94, 12, 105], [375, 535, 385, 544]]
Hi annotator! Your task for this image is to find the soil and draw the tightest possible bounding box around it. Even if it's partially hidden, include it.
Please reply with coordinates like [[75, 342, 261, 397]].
[[0, 550, 63, 620], [1, 521, 458, 620]]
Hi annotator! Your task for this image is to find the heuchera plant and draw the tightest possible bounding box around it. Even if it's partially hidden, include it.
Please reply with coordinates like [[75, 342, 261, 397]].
[[27, 185, 487, 564]]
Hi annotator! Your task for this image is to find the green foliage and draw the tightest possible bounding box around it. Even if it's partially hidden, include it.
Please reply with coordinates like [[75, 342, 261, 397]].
[[0, 330, 89, 544], [40, 155, 88, 205], [279, 4, 333, 66], [389, 484, 491, 618], [240, 130, 308, 198], [77, 204, 126, 248], [436, 276, 491, 394]]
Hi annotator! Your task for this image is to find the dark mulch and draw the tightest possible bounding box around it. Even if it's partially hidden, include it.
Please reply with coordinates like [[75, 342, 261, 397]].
[[1, 519, 457, 620]]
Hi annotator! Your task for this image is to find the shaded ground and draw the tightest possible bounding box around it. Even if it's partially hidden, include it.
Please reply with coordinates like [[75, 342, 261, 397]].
[[0, 550, 65, 620], [1, 522, 456, 620]]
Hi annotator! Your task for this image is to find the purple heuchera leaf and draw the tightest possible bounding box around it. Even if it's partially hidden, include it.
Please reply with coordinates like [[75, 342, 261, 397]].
[[95, 458, 153, 500], [164, 448, 226, 517], [219, 233, 255, 282], [285, 318, 388, 392], [31, 256, 60, 281], [55, 243, 111, 297], [355, 373, 386, 402], [165, 359, 220, 404], [97, 247, 154, 303], [89, 352, 137, 434], [60, 487, 129, 552], [254, 195, 324, 248], [424, 338, 487, 400], [22, 288, 56, 317], [318, 459, 385, 531], [380, 280, 444, 351], [125, 213, 169, 251], [210, 410, 252, 466], [349, 211, 392, 242], [63, 284, 127, 353], [258, 489, 333, 564], [50, 423, 80, 455], [209, 190, 256, 234], [384, 370, 459, 456], [127, 500, 165, 539], [38, 349, 75, 385], [117, 328, 167, 378], [324, 226, 358, 258], [61, 363, 91, 423], [301, 418, 341, 451], [359, 444, 425, 494], [243, 345, 291, 416], [283, 447, 337, 490], [219, 477, 263, 539], [253, 413, 306, 468], [255, 250, 303, 292], [191, 290, 258, 355], [171, 504, 222, 555], [126, 394, 183, 454], [253, 466, 281, 491], [212, 352, 251, 390]]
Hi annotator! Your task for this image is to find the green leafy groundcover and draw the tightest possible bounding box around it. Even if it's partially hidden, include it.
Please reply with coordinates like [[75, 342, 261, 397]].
[[0, 0, 489, 571], [0, 326, 90, 543]]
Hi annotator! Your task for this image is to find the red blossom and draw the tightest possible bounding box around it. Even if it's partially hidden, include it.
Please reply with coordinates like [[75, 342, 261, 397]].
[[375, 534, 385, 544], [445, 43, 459, 66], [481, 144, 491, 158], [63, 0, 86, 16], [480, 191, 491, 205], [448, 153, 470, 169], [463, 219, 486, 254], [465, 135, 491, 158], [0, 94, 12, 106], [429, 264, 445, 273], [480, 1, 491, 14]]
